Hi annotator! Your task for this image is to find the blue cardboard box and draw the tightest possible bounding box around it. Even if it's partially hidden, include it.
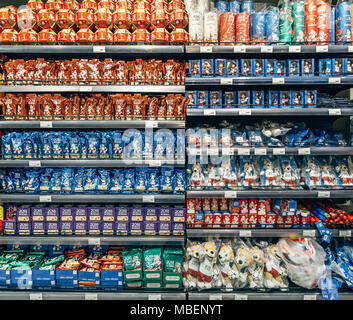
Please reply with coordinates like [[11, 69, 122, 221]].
[[56, 269, 78, 287], [100, 270, 123, 287], [10, 269, 32, 289], [0, 269, 11, 286], [32, 268, 56, 287], [78, 270, 100, 286]]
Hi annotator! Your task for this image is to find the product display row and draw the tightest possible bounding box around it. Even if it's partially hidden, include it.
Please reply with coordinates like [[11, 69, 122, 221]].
[[186, 90, 317, 108], [1, 130, 185, 160], [187, 156, 353, 190], [2, 58, 186, 85], [2, 204, 186, 236], [0, 93, 188, 120], [1, 167, 186, 194], [186, 198, 352, 229]]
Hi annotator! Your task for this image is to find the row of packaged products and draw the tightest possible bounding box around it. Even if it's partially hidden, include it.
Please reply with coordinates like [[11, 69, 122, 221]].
[[188, 120, 348, 147], [1, 167, 186, 194], [2, 204, 186, 236], [187, 156, 353, 190], [1, 130, 185, 160], [2, 58, 186, 85], [189, 58, 353, 77], [186, 90, 317, 108], [0, 94, 188, 120]]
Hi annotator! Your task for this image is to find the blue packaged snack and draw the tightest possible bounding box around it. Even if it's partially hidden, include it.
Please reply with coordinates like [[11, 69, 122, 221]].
[[329, 131, 347, 147], [210, 91, 222, 108], [15, 169, 25, 193], [39, 168, 53, 193], [291, 90, 304, 108], [226, 59, 238, 76], [302, 59, 314, 76], [69, 132, 81, 159], [5, 170, 15, 193], [253, 59, 264, 76], [288, 59, 300, 77], [265, 7, 279, 44], [32, 132, 40, 159], [189, 60, 201, 77], [41, 132, 52, 159], [173, 169, 186, 194], [294, 129, 315, 147], [80, 135, 87, 159], [248, 130, 264, 147], [50, 170, 62, 193], [61, 168, 74, 194], [224, 92, 236, 108], [241, 0, 253, 13], [333, 58, 344, 75], [74, 168, 85, 193], [266, 137, 284, 147], [229, 0, 240, 14], [154, 130, 166, 160], [62, 132, 70, 159], [24, 169, 40, 193], [123, 130, 143, 159], [51, 132, 63, 159], [147, 168, 160, 193], [336, 1, 352, 44], [215, 0, 229, 13], [186, 91, 197, 108], [275, 60, 286, 76], [122, 169, 135, 194], [110, 169, 123, 193], [111, 131, 123, 159], [279, 91, 291, 108], [201, 59, 214, 77], [11, 132, 24, 159], [86, 133, 99, 159], [313, 129, 328, 146], [197, 91, 208, 108], [268, 91, 279, 108], [161, 167, 173, 193], [251, 12, 266, 44], [264, 59, 276, 76], [143, 129, 154, 160], [99, 132, 112, 159], [238, 90, 250, 106], [83, 169, 98, 193], [97, 169, 110, 193], [330, 7, 336, 44], [252, 91, 264, 108], [2, 133, 12, 159], [304, 90, 317, 107], [233, 131, 249, 146], [135, 168, 147, 193], [344, 57, 353, 74], [215, 59, 226, 76], [240, 59, 252, 76], [23, 132, 34, 159], [319, 59, 333, 76], [176, 130, 185, 160]]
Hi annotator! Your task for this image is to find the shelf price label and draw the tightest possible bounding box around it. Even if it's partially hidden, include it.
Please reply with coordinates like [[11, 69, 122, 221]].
[[222, 148, 234, 156], [329, 109, 341, 116], [88, 238, 101, 246], [317, 191, 330, 198], [238, 109, 251, 116], [328, 77, 341, 84], [234, 45, 246, 53], [304, 294, 317, 301], [85, 293, 98, 300], [143, 195, 155, 203], [349, 46, 353, 53], [272, 77, 285, 84], [260, 46, 273, 53], [209, 294, 222, 300], [316, 45, 328, 52], [220, 78, 233, 85], [289, 46, 301, 53], [303, 229, 316, 237], [208, 148, 219, 156], [149, 160, 162, 167], [273, 148, 286, 155], [79, 86, 93, 92], [224, 191, 237, 198], [239, 230, 252, 237], [200, 46, 212, 53], [145, 120, 158, 128], [298, 148, 311, 155], [237, 148, 250, 155], [189, 148, 201, 156], [93, 46, 106, 53], [339, 230, 352, 237], [204, 109, 216, 116], [29, 160, 41, 167], [148, 294, 162, 300], [39, 196, 52, 203], [234, 294, 248, 300], [30, 293, 43, 300], [254, 148, 267, 155], [40, 121, 53, 128]]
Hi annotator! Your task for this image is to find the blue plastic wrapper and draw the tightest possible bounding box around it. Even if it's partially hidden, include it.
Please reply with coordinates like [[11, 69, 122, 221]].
[[11, 132, 24, 159], [280, 156, 300, 189], [39, 168, 53, 193], [2, 133, 12, 159], [111, 131, 124, 159], [23, 132, 34, 159], [135, 168, 147, 193], [215, 0, 229, 13], [41, 132, 52, 159], [161, 167, 174, 193], [62, 132, 70, 159], [259, 156, 281, 188], [122, 169, 135, 194], [80, 135, 87, 159], [52, 132, 63, 159], [239, 156, 259, 188], [313, 129, 328, 147], [143, 130, 154, 159], [229, 0, 240, 13], [69, 132, 81, 159], [329, 131, 347, 147], [99, 132, 112, 159], [251, 12, 266, 43], [265, 8, 279, 44], [248, 130, 264, 147], [50, 170, 62, 193], [304, 156, 322, 189], [24, 169, 40, 193], [173, 169, 186, 194], [61, 168, 74, 194], [332, 156, 353, 188], [74, 169, 85, 193], [97, 169, 110, 193], [147, 168, 160, 193], [241, 0, 253, 13], [336, 1, 352, 44], [110, 169, 123, 193], [175, 131, 185, 160], [83, 169, 98, 193], [233, 131, 249, 146], [86, 133, 99, 159]]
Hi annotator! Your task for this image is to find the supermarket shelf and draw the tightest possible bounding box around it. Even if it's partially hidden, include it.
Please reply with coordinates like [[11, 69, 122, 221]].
[[0, 85, 185, 93], [186, 108, 353, 116], [187, 190, 353, 199], [0, 159, 185, 168], [187, 291, 353, 300], [186, 228, 353, 238], [0, 194, 185, 204], [0, 236, 185, 246], [0, 120, 185, 129], [187, 147, 353, 156], [0, 291, 186, 300]]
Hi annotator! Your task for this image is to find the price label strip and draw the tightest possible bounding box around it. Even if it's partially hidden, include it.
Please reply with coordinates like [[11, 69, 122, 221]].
[[143, 195, 155, 203], [234, 294, 248, 300], [39, 195, 52, 203], [272, 77, 285, 84], [304, 294, 317, 300], [222, 148, 234, 156], [273, 148, 286, 155], [80, 86, 93, 92], [254, 148, 267, 155], [303, 229, 316, 237], [30, 293, 43, 300], [209, 294, 222, 300], [200, 46, 212, 53], [88, 238, 101, 246], [204, 109, 216, 116], [149, 160, 162, 167], [239, 230, 252, 237], [328, 109, 341, 116], [317, 191, 330, 198], [237, 148, 250, 155], [289, 46, 301, 53], [316, 45, 328, 53], [85, 293, 98, 300], [224, 191, 237, 198], [339, 230, 352, 237], [220, 78, 233, 85], [93, 46, 106, 53], [238, 109, 251, 116], [298, 148, 311, 155], [40, 121, 53, 128], [29, 160, 41, 167], [145, 120, 158, 128], [260, 46, 273, 53], [328, 77, 341, 84], [208, 149, 219, 156], [234, 46, 246, 53], [148, 294, 162, 300]]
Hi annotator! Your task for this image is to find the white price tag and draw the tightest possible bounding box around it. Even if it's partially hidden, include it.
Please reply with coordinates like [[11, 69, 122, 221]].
[[237, 148, 250, 155], [317, 191, 330, 198], [209, 294, 222, 300], [298, 148, 311, 155], [289, 46, 301, 53], [143, 195, 155, 203], [88, 238, 101, 246], [254, 148, 267, 155], [85, 293, 98, 300], [79, 86, 93, 92], [149, 160, 162, 167], [145, 120, 158, 128], [316, 45, 328, 52], [303, 229, 316, 237], [93, 46, 106, 53], [39, 196, 52, 203], [304, 295, 317, 301], [349, 46, 353, 53], [30, 293, 43, 300], [234, 45, 246, 53], [208, 148, 219, 156], [148, 294, 162, 300], [339, 230, 352, 237], [222, 148, 234, 156], [224, 191, 238, 198], [200, 46, 212, 53], [260, 46, 273, 53], [220, 78, 233, 85], [40, 121, 53, 128], [234, 294, 248, 300], [204, 109, 216, 116], [273, 148, 286, 155], [238, 109, 252, 116], [29, 160, 41, 167], [239, 230, 252, 237], [272, 77, 285, 84], [329, 109, 341, 115], [328, 77, 341, 84], [188, 148, 200, 156]]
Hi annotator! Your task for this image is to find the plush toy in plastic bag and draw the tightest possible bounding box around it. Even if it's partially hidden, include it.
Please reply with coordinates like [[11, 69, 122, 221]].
[[232, 238, 253, 288], [263, 244, 288, 289], [277, 237, 327, 289], [248, 245, 265, 289], [217, 241, 238, 291], [183, 241, 203, 290]]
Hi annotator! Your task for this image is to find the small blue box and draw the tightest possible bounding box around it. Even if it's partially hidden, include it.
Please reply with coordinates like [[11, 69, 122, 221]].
[[56, 269, 78, 287], [264, 59, 276, 76], [223, 91, 236, 108], [291, 90, 304, 108], [288, 59, 300, 77], [101, 270, 123, 287], [275, 60, 286, 76], [201, 59, 214, 77], [332, 58, 344, 75], [268, 91, 279, 108], [319, 59, 332, 76], [0, 269, 11, 286], [240, 59, 252, 76], [215, 59, 226, 76], [304, 90, 317, 107], [302, 59, 314, 76], [10, 269, 32, 289], [210, 91, 222, 108], [252, 91, 265, 108], [238, 90, 250, 106], [32, 268, 56, 288], [189, 60, 201, 77], [253, 59, 264, 76], [78, 270, 100, 285], [197, 91, 208, 108], [186, 91, 197, 108], [226, 59, 238, 76], [279, 91, 291, 108], [345, 58, 353, 74]]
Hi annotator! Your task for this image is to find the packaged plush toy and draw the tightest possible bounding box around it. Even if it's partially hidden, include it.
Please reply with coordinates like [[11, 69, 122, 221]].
[[318, 157, 338, 188], [280, 156, 300, 189], [263, 244, 288, 289], [247, 241, 265, 289], [187, 162, 205, 190], [183, 241, 203, 290], [232, 238, 253, 288], [239, 156, 259, 189], [217, 241, 238, 291], [333, 156, 353, 188], [304, 156, 322, 189], [259, 156, 281, 188]]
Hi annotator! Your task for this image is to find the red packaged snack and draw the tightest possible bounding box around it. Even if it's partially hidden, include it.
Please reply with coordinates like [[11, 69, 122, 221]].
[[168, 8, 188, 29], [0, 7, 17, 29], [38, 28, 58, 44], [117, 0, 133, 12], [76, 8, 94, 28], [213, 211, 222, 227], [151, 9, 168, 27], [168, 0, 185, 12], [42, 94, 54, 120], [18, 28, 38, 44], [170, 28, 187, 43], [111, 94, 126, 120], [103, 96, 113, 120], [115, 60, 127, 84], [305, 0, 318, 43], [76, 59, 89, 84], [151, 27, 169, 42], [45, 0, 64, 11], [317, 0, 330, 44], [134, 0, 152, 13], [114, 28, 132, 43], [222, 212, 232, 227], [17, 7, 37, 30], [235, 12, 250, 44], [219, 12, 236, 44], [132, 94, 148, 119], [95, 8, 113, 28], [52, 94, 65, 120], [174, 95, 187, 119], [157, 97, 166, 119], [0, 94, 16, 119], [146, 96, 159, 120], [57, 9, 75, 29], [131, 28, 151, 42], [165, 94, 176, 120], [266, 212, 277, 226], [87, 59, 100, 84], [81, 0, 98, 11], [230, 213, 239, 227], [151, 0, 168, 12], [132, 10, 151, 29], [0, 29, 18, 44], [25, 94, 38, 120], [163, 60, 176, 85], [99, 59, 115, 84], [86, 95, 98, 120], [77, 28, 95, 44], [37, 9, 57, 29], [27, 0, 45, 12], [98, 0, 117, 12], [58, 28, 77, 44], [114, 9, 132, 29], [71, 94, 80, 119], [64, 0, 80, 12], [16, 94, 28, 119], [95, 28, 114, 44]]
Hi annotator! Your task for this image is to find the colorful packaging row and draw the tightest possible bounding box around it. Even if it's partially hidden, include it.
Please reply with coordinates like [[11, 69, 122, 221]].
[[1, 130, 185, 160], [0, 93, 188, 120], [1, 167, 186, 194], [2, 59, 186, 85], [187, 156, 353, 190], [186, 90, 317, 108], [3, 204, 186, 236]]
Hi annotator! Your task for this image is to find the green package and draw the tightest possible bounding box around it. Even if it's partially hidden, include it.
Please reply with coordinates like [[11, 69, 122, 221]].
[[144, 248, 162, 271], [39, 264, 56, 271], [123, 248, 142, 271], [163, 248, 183, 273], [41, 255, 65, 267], [9, 262, 32, 270]]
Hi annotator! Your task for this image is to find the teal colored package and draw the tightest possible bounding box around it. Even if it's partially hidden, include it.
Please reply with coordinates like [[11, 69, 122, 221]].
[[144, 248, 162, 271]]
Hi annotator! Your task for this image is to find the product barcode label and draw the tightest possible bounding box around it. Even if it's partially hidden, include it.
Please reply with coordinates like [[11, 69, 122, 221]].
[[298, 148, 311, 155], [239, 230, 252, 237], [200, 46, 212, 53], [80, 86, 93, 92], [328, 77, 341, 84], [30, 293, 43, 300], [29, 160, 41, 167], [289, 46, 301, 53], [328, 109, 341, 116], [224, 191, 237, 198], [260, 46, 273, 53], [220, 78, 233, 85], [339, 230, 352, 237], [40, 121, 53, 128], [209, 294, 222, 300], [234, 46, 246, 53], [237, 148, 250, 155], [254, 148, 267, 155], [222, 148, 234, 156], [234, 294, 248, 300], [238, 109, 252, 115], [304, 294, 317, 300], [272, 77, 285, 84], [149, 160, 162, 167], [317, 191, 330, 198], [39, 196, 52, 203], [88, 238, 101, 246], [316, 45, 328, 52], [303, 229, 316, 237], [85, 293, 98, 300], [145, 120, 158, 128], [204, 109, 216, 116], [273, 148, 286, 155], [93, 46, 106, 53], [148, 294, 162, 300], [143, 195, 155, 203]]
